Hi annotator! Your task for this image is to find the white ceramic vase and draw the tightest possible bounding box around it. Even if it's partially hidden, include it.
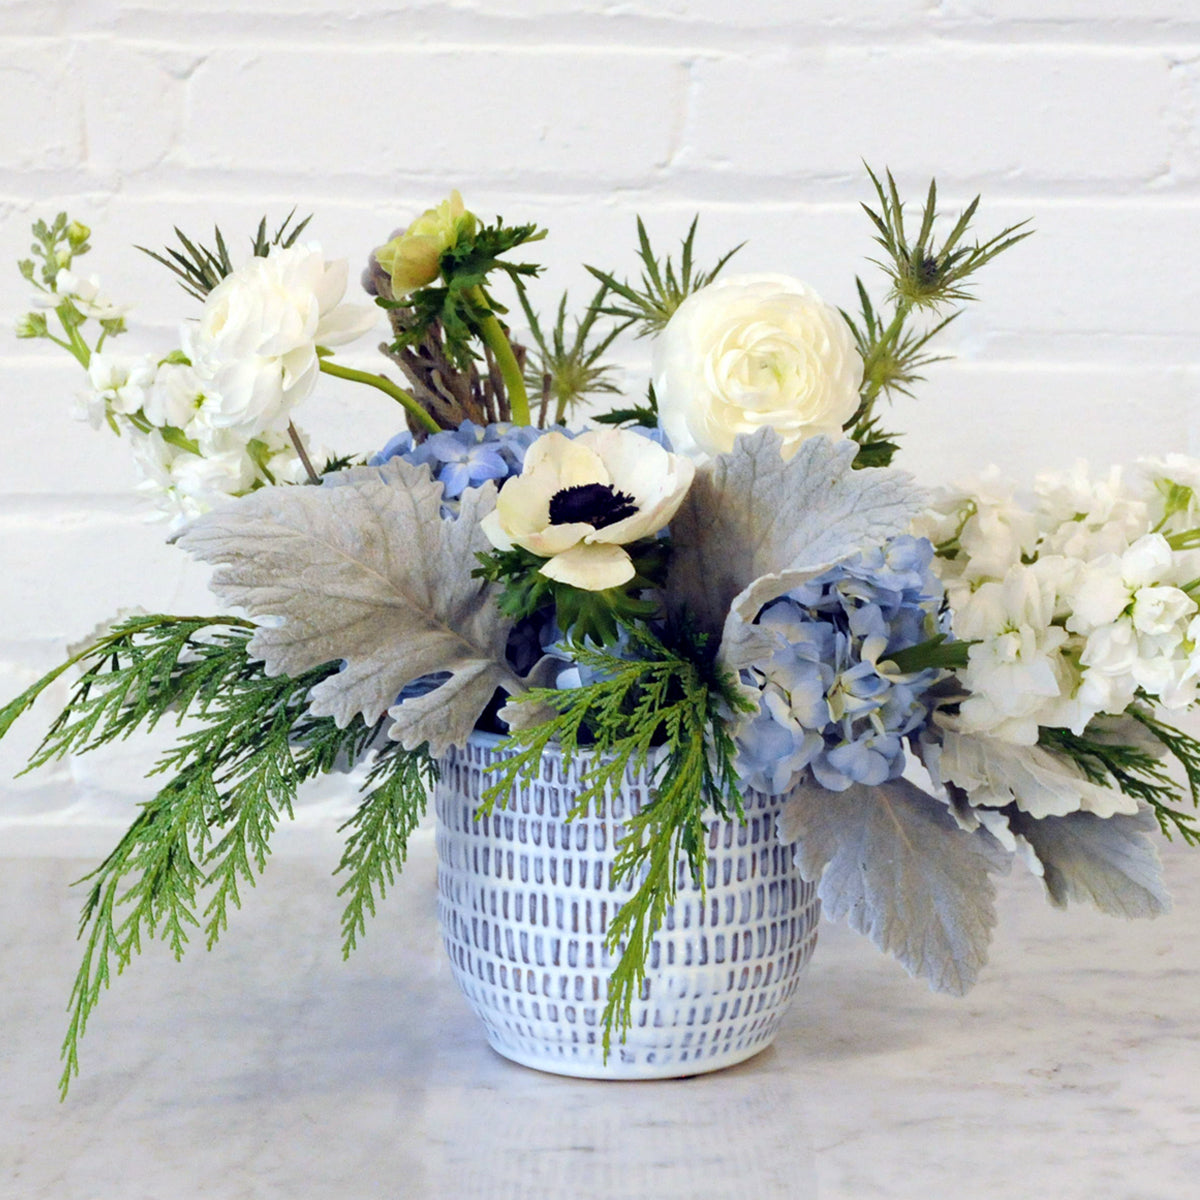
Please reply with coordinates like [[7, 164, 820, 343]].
[[435, 732, 820, 1080]]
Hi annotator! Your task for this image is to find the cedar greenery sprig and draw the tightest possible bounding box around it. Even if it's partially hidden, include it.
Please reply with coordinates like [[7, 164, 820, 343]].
[[335, 746, 438, 957], [586, 216, 743, 338], [0, 614, 434, 1097], [1040, 712, 1200, 845], [481, 621, 753, 1054]]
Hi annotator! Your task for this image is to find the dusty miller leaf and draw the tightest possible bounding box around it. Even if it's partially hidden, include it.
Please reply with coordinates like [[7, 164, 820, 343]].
[[178, 459, 525, 756], [779, 776, 1006, 995], [1010, 807, 1171, 919], [666, 429, 926, 636], [937, 729, 1142, 820]]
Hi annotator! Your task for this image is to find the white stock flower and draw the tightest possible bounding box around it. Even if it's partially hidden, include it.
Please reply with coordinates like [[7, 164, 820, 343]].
[[952, 559, 1075, 744], [481, 428, 694, 590], [652, 273, 861, 461], [79, 352, 157, 427], [53, 270, 128, 321], [188, 244, 377, 438], [1036, 461, 1149, 560], [143, 359, 204, 430]]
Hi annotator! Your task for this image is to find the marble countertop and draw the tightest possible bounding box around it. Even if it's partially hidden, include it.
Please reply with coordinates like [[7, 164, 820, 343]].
[[3, 826, 1198, 1200]]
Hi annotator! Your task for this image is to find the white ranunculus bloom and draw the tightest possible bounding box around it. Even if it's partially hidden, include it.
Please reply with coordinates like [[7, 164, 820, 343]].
[[652, 273, 862, 462], [187, 244, 377, 438], [481, 428, 694, 591]]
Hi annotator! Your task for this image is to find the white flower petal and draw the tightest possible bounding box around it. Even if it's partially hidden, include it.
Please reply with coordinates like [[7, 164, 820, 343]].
[[539, 542, 635, 591]]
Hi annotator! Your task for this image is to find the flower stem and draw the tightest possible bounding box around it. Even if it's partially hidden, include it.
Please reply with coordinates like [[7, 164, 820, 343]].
[[318, 358, 440, 435], [287, 421, 321, 485], [469, 286, 530, 425]]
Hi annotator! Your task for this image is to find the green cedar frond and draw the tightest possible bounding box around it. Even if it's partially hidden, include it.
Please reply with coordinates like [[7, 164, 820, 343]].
[[138, 210, 313, 300], [1040, 716, 1200, 845], [516, 280, 627, 423], [0, 614, 434, 1097], [482, 621, 752, 1055], [585, 216, 743, 338], [335, 746, 437, 956]]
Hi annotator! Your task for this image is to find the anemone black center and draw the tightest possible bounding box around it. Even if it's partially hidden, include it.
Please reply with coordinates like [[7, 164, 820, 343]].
[[548, 483, 638, 530]]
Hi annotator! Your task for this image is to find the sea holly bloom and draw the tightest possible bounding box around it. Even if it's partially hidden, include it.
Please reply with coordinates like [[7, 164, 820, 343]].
[[374, 190, 477, 296], [481, 427, 695, 591]]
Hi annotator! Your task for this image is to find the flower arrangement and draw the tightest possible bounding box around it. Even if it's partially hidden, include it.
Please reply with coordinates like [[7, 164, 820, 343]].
[[8, 172, 1200, 1097]]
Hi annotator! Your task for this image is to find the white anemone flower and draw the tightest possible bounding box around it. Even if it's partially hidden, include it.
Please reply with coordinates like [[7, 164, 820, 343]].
[[481, 428, 695, 591]]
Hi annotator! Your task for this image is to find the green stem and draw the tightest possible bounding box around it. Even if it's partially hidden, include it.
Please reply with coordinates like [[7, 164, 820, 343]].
[[469, 286, 531, 425], [318, 358, 440, 435]]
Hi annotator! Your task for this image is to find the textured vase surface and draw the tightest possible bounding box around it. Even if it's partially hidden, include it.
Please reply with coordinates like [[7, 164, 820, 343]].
[[435, 732, 820, 1080]]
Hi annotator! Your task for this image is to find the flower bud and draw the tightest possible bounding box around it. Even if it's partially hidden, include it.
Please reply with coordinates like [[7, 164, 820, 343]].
[[66, 221, 91, 250], [374, 190, 477, 297], [14, 312, 47, 338]]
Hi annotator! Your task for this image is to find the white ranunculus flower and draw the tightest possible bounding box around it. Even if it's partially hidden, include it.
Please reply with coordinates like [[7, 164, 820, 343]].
[[652, 273, 862, 462], [481, 428, 695, 591], [187, 244, 377, 438]]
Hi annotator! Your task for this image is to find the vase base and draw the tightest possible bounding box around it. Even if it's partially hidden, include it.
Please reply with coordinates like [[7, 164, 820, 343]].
[[481, 1026, 783, 1082]]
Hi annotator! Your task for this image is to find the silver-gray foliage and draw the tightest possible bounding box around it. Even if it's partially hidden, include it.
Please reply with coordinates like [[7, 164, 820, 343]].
[[779, 776, 1008, 995], [178, 459, 528, 756], [666, 430, 927, 638], [1011, 807, 1171, 919]]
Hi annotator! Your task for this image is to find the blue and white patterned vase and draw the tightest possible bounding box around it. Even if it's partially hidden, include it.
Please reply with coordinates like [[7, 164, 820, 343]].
[[435, 732, 820, 1080]]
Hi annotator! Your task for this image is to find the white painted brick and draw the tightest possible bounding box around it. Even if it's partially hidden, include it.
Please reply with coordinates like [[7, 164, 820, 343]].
[[938, 0, 1200, 24], [0, 360, 148, 495], [686, 46, 1176, 182], [181, 46, 685, 180], [892, 362, 1194, 487], [80, 39, 201, 175], [2, 8, 1200, 839], [0, 507, 214, 642], [0, 41, 84, 171]]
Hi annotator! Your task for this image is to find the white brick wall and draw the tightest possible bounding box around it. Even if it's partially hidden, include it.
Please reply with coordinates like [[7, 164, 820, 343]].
[[2, 0, 1199, 838]]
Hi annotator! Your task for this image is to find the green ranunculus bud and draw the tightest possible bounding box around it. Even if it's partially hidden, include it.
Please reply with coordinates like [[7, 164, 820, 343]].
[[66, 220, 91, 249], [374, 189, 477, 297]]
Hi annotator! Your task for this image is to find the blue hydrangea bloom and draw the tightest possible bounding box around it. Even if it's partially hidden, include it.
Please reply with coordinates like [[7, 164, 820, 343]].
[[370, 420, 550, 511], [736, 535, 948, 795]]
